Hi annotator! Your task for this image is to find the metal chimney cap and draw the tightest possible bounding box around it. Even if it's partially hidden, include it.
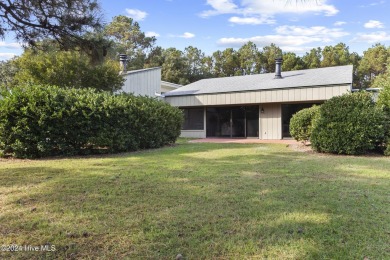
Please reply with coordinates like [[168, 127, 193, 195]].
[[274, 57, 283, 79], [119, 54, 128, 61]]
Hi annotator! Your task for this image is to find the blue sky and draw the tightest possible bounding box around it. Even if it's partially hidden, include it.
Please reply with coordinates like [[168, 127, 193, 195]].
[[1, 0, 390, 60]]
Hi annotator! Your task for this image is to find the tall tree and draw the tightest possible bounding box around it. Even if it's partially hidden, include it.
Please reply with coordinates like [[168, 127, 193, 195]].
[[145, 46, 164, 68], [221, 48, 240, 76], [302, 47, 322, 69], [211, 48, 241, 77], [321, 43, 351, 67], [212, 50, 224, 77], [261, 43, 283, 73], [0, 59, 17, 90], [349, 51, 362, 88], [104, 15, 156, 70], [184, 46, 206, 83], [11, 49, 123, 92], [161, 48, 188, 85], [0, 0, 102, 49], [358, 43, 390, 88], [282, 52, 305, 71], [201, 55, 214, 79], [373, 68, 390, 109], [237, 41, 261, 75]]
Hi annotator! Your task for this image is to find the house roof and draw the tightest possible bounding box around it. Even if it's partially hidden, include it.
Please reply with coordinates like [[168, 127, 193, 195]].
[[121, 67, 161, 76], [161, 81, 182, 90], [164, 65, 353, 97]]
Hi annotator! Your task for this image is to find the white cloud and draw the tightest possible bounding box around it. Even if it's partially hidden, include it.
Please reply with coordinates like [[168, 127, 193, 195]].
[[229, 16, 275, 25], [169, 32, 196, 39], [364, 20, 384, 29], [352, 31, 390, 43], [217, 25, 349, 53], [145, 31, 160, 38], [125, 9, 148, 21], [239, 0, 339, 16], [275, 26, 349, 38], [200, 0, 238, 17], [200, 0, 339, 20], [0, 53, 17, 60], [289, 17, 300, 22], [360, 1, 385, 7], [180, 32, 195, 39], [281, 46, 318, 55], [0, 41, 22, 49], [218, 35, 324, 47], [334, 21, 346, 26], [217, 36, 323, 54], [370, 0, 386, 6]]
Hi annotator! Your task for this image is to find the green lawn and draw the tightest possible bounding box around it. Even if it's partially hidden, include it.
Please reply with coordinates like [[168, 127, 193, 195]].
[[0, 140, 389, 259]]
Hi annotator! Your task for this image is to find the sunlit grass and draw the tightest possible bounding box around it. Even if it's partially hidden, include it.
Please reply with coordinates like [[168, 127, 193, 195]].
[[0, 141, 389, 259]]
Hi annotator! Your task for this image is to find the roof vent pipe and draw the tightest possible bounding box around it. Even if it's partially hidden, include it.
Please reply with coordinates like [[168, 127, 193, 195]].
[[119, 54, 128, 74], [274, 58, 283, 79]]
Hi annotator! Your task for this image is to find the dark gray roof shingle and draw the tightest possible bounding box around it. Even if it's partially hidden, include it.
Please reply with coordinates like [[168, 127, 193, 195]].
[[164, 65, 353, 97]]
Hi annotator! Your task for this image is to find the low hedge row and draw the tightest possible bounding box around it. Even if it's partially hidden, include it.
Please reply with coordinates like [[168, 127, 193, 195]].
[[0, 85, 183, 158]]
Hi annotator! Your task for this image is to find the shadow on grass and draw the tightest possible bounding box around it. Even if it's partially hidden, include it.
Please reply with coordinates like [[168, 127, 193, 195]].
[[0, 142, 389, 259]]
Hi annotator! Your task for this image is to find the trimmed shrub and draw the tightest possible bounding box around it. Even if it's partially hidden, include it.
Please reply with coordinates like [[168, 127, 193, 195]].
[[311, 92, 386, 155], [289, 105, 320, 143], [0, 85, 183, 158], [377, 85, 390, 155], [384, 138, 390, 156], [383, 108, 390, 156]]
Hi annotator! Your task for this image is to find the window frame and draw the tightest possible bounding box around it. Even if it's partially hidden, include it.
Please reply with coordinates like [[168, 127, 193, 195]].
[[181, 108, 204, 130]]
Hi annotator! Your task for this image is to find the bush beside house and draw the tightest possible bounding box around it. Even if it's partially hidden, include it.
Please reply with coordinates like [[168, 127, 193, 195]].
[[289, 105, 320, 143], [310, 92, 386, 155], [0, 85, 183, 158], [374, 73, 390, 155]]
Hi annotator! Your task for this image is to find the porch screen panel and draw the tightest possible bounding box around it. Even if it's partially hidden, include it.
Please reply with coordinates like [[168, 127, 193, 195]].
[[182, 108, 204, 130]]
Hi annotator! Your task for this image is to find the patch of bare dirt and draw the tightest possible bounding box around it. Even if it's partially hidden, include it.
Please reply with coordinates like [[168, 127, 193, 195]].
[[288, 143, 314, 153]]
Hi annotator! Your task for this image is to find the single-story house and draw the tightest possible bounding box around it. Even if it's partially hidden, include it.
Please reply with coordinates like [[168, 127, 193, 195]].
[[164, 60, 353, 139]]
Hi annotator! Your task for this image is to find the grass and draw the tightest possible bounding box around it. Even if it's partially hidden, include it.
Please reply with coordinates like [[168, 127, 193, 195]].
[[0, 140, 389, 259]]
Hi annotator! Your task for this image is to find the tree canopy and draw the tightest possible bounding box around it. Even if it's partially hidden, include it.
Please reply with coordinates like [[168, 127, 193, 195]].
[[0, 0, 102, 49], [358, 43, 390, 88], [104, 15, 156, 70], [10, 49, 123, 92], [2, 2, 390, 91]]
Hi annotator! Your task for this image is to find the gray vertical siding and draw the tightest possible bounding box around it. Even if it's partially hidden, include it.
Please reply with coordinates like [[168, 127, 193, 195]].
[[122, 68, 161, 97], [168, 84, 351, 140], [259, 104, 282, 140], [165, 84, 350, 107]]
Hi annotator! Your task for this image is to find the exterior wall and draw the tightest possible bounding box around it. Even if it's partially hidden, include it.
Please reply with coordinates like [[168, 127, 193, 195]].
[[121, 68, 161, 97], [260, 103, 282, 140], [179, 104, 283, 140], [165, 84, 350, 107], [170, 84, 351, 140], [181, 130, 206, 138]]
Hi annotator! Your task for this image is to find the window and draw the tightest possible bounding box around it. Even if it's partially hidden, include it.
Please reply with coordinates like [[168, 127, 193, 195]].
[[182, 108, 204, 130]]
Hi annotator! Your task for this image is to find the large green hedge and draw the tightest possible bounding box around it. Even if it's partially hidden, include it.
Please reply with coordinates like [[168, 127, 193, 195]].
[[311, 92, 386, 155], [0, 85, 183, 158], [289, 105, 320, 143], [375, 79, 390, 155]]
